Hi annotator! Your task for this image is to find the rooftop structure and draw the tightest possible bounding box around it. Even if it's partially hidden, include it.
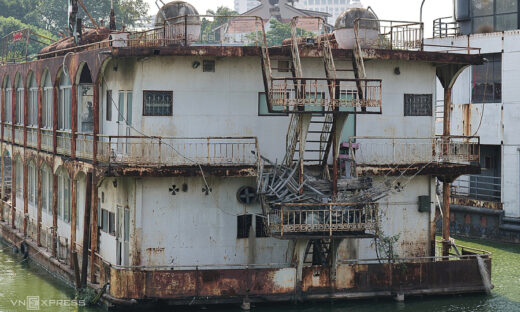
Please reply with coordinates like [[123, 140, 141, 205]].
[[0, 0, 492, 308]]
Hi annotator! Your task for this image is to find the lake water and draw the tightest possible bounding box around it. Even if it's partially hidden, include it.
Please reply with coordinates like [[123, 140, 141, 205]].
[[0, 236, 518, 312]]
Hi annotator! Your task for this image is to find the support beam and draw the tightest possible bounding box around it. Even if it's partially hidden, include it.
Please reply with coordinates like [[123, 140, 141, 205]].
[[11, 152, 15, 229], [52, 173, 58, 257], [37, 164, 42, 246], [441, 87, 452, 258], [71, 84, 77, 159], [70, 178, 77, 266], [92, 83, 99, 164], [23, 162, 28, 236], [89, 174, 98, 283], [81, 172, 92, 288]]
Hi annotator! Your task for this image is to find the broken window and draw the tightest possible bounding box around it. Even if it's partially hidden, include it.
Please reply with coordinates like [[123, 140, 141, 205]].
[[237, 214, 252, 238], [143, 91, 173, 116], [106, 90, 113, 121], [78, 85, 94, 133], [109, 212, 115, 235], [472, 53, 501, 104], [255, 215, 268, 238], [203, 60, 215, 72], [101, 209, 109, 232]]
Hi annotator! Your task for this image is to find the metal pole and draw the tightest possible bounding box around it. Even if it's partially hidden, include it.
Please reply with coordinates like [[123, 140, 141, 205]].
[[420, 0, 427, 23]]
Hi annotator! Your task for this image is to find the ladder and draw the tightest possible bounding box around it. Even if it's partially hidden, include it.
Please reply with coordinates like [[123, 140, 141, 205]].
[[304, 239, 332, 265]]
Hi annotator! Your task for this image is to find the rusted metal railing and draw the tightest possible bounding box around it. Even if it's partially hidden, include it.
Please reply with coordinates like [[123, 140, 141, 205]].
[[3, 124, 12, 142], [451, 174, 501, 202], [269, 78, 382, 114], [267, 202, 378, 237], [27, 126, 38, 148], [76, 132, 94, 160], [433, 17, 460, 38], [126, 15, 266, 48], [41, 128, 53, 152], [349, 136, 480, 166], [354, 19, 424, 51], [56, 130, 72, 156], [96, 136, 259, 167]]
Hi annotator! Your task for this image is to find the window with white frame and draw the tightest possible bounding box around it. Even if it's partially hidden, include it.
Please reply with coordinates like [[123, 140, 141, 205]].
[[41, 165, 52, 214], [28, 162, 37, 205], [58, 71, 72, 130], [57, 169, 71, 223], [42, 71, 53, 129], [118, 91, 133, 124], [28, 74, 38, 127], [15, 75, 24, 125], [3, 76, 12, 123]]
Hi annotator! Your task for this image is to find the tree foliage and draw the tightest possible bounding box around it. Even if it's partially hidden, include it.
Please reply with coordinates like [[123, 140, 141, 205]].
[[0, 16, 55, 60], [201, 6, 239, 42], [0, 0, 150, 36], [262, 19, 315, 47]]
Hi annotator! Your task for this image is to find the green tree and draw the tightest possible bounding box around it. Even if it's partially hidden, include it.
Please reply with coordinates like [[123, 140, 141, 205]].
[[201, 6, 238, 42], [0, 16, 55, 60], [27, 0, 150, 35]]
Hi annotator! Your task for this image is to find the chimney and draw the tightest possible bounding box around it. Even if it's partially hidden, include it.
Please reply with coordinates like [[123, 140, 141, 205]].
[[109, 0, 116, 30]]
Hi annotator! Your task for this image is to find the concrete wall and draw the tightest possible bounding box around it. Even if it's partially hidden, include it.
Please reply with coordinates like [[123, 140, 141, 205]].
[[137, 176, 291, 267]]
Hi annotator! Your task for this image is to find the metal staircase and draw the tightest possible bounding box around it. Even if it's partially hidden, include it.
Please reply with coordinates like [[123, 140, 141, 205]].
[[304, 239, 332, 265]]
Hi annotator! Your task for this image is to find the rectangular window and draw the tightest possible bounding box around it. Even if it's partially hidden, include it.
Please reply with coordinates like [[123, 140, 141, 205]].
[[126, 92, 133, 125], [203, 60, 215, 72], [118, 91, 125, 122], [109, 212, 115, 235], [43, 87, 53, 128], [143, 91, 173, 116], [277, 60, 291, 72], [101, 209, 108, 232], [237, 214, 252, 239], [41, 169, 47, 213], [258, 92, 288, 116], [124, 208, 130, 242], [255, 215, 268, 238], [404, 94, 433, 116], [471, 0, 518, 32], [472, 54, 502, 103], [106, 90, 112, 121]]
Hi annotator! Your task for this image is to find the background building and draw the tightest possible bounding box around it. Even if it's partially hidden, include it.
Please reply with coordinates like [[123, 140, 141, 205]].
[[426, 0, 520, 241], [234, 0, 261, 14], [295, 0, 360, 24]]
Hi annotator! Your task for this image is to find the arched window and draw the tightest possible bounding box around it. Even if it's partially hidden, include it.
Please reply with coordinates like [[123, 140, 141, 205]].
[[57, 168, 71, 223], [15, 157, 23, 199], [28, 161, 37, 205], [58, 70, 72, 131], [15, 74, 24, 125], [40, 165, 53, 214], [28, 73, 38, 127], [42, 71, 53, 129], [3, 76, 12, 123]]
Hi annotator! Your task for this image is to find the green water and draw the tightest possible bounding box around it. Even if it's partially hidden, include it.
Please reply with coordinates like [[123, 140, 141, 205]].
[[0, 236, 518, 312]]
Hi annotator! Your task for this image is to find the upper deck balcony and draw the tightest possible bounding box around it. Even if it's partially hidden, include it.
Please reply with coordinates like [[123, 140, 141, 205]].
[[349, 136, 480, 176]]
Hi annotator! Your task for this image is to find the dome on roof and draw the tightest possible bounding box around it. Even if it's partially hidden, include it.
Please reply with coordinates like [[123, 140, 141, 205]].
[[334, 8, 378, 31], [154, 1, 200, 26]]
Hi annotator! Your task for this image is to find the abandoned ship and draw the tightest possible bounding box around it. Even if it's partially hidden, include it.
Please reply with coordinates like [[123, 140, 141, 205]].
[[0, 0, 492, 309]]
